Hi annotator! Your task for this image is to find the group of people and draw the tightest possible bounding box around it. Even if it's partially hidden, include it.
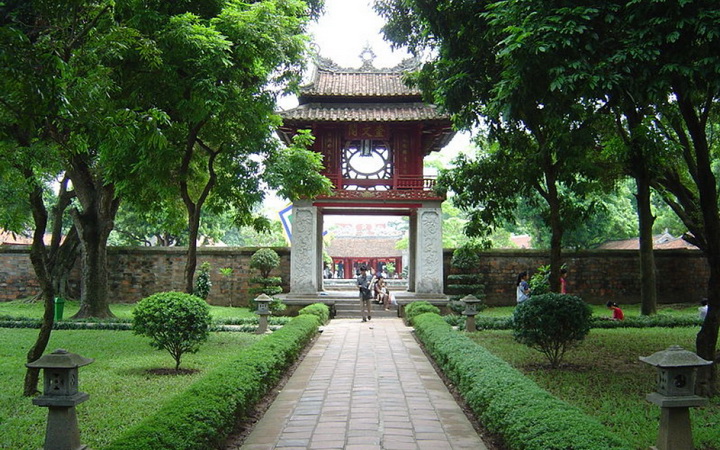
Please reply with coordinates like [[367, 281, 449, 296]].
[[516, 268, 626, 321], [323, 263, 345, 279], [356, 265, 395, 322]]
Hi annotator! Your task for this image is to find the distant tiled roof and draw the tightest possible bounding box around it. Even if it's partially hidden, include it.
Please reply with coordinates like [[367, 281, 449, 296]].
[[281, 102, 447, 122], [302, 72, 421, 98], [326, 236, 403, 258], [597, 233, 698, 250]]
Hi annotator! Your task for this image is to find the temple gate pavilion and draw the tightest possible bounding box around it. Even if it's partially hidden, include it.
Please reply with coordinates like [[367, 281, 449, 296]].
[[275, 50, 455, 301]]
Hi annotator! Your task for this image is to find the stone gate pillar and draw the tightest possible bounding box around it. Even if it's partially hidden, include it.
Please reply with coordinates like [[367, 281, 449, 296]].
[[290, 203, 321, 294], [415, 207, 443, 294], [408, 212, 417, 292]]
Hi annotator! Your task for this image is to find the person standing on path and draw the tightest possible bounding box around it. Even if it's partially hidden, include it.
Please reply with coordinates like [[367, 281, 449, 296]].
[[357, 265, 374, 322]]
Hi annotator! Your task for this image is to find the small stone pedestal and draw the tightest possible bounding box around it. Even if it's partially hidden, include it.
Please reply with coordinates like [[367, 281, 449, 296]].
[[461, 294, 482, 332], [255, 294, 272, 334], [26, 349, 94, 450], [640, 345, 712, 450]]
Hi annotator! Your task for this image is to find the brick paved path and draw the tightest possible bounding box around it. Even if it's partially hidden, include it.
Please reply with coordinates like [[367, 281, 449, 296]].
[[238, 318, 489, 450]]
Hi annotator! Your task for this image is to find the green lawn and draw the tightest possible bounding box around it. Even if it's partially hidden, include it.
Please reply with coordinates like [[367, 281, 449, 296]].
[[0, 328, 260, 449], [468, 327, 720, 449], [0, 299, 255, 321]]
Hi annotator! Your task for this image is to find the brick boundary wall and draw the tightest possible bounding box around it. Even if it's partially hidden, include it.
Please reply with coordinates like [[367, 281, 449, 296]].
[[443, 249, 709, 306], [0, 246, 708, 307], [0, 246, 290, 307]]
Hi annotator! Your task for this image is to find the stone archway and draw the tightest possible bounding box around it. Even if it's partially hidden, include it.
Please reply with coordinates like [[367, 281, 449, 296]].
[[288, 200, 444, 297]]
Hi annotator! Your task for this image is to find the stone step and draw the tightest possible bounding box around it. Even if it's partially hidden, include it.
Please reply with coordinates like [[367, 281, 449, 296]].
[[278, 290, 447, 319]]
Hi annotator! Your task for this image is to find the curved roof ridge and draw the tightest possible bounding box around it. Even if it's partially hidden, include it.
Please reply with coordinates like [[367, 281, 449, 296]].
[[315, 55, 422, 74]]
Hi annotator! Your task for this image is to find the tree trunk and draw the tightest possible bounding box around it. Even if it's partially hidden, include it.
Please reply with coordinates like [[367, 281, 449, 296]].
[[548, 190, 563, 293], [673, 88, 720, 396], [635, 173, 658, 315], [696, 257, 720, 396], [72, 205, 116, 318], [623, 106, 658, 316], [544, 157, 563, 293], [23, 180, 55, 396], [184, 208, 200, 294], [48, 226, 80, 299], [67, 155, 119, 319]]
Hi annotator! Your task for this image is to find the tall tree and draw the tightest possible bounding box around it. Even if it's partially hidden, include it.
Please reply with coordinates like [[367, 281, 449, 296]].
[[119, 0, 330, 294], [376, 0, 612, 291], [1, 0, 170, 320], [432, 0, 720, 392], [1, 0, 171, 393]]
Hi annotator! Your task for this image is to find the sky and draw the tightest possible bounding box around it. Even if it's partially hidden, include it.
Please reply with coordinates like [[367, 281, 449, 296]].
[[308, 0, 410, 69]]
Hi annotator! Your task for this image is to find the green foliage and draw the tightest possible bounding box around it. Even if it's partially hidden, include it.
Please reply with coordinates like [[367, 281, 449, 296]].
[[450, 245, 480, 271], [298, 303, 330, 324], [447, 246, 487, 306], [411, 313, 630, 449], [250, 248, 281, 278], [193, 262, 212, 300], [248, 248, 284, 310], [247, 295, 286, 315], [106, 313, 321, 450], [264, 129, 333, 202], [529, 265, 550, 296], [404, 301, 440, 326], [132, 292, 212, 370], [512, 293, 592, 368]]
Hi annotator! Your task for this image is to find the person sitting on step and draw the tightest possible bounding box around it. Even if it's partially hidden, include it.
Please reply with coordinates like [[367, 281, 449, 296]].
[[374, 275, 391, 310]]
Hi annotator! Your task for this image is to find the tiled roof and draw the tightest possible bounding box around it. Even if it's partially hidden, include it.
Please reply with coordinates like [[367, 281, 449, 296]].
[[597, 233, 698, 250], [280, 102, 448, 122], [302, 71, 421, 98], [326, 237, 403, 258]]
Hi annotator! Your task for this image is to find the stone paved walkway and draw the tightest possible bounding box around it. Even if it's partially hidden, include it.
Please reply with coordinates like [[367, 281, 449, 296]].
[[237, 318, 489, 450]]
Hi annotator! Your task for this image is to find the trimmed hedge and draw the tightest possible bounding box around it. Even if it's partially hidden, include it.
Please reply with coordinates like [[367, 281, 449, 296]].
[[298, 303, 330, 324], [103, 310, 323, 450], [412, 312, 632, 450], [0, 315, 292, 330], [404, 301, 440, 325]]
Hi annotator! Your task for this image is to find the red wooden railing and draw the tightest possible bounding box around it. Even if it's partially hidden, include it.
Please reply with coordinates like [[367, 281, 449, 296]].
[[324, 173, 436, 191]]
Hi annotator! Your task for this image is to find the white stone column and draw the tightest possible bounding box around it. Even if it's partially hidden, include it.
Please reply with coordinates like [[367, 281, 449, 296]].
[[407, 212, 417, 292], [415, 207, 444, 294], [290, 204, 320, 294]]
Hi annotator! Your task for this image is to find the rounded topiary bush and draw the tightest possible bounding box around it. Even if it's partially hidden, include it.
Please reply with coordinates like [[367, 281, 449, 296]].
[[405, 301, 441, 325], [451, 245, 480, 272], [512, 293, 592, 368], [250, 248, 281, 278], [132, 292, 211, 370]]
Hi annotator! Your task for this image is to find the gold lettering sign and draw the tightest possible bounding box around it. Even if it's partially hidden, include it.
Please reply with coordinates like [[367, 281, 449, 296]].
[[346, 123, 388, 139]]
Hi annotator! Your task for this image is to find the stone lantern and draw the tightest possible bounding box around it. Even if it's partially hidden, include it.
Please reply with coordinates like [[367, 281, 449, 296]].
[[461, 294, 482, 332], [639, 345, 712, 450], [26, 348, 94, 450], [255, 293, 272, 334]]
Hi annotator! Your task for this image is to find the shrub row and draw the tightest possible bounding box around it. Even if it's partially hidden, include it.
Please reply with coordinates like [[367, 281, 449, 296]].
[[103, 306, 326, 450], [0, 315, 292, 330], [447, 314, 702, 331], [590, 315, 702, 328], [412, 312, 632, 450], [0, 319, 287, 333]]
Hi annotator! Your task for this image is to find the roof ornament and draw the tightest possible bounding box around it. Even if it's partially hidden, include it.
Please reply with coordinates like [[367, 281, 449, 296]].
[[359, 43, 377, 70]]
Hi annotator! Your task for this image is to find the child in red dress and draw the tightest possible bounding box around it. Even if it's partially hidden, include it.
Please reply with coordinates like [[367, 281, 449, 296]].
[[606, 301, 624, 320]]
